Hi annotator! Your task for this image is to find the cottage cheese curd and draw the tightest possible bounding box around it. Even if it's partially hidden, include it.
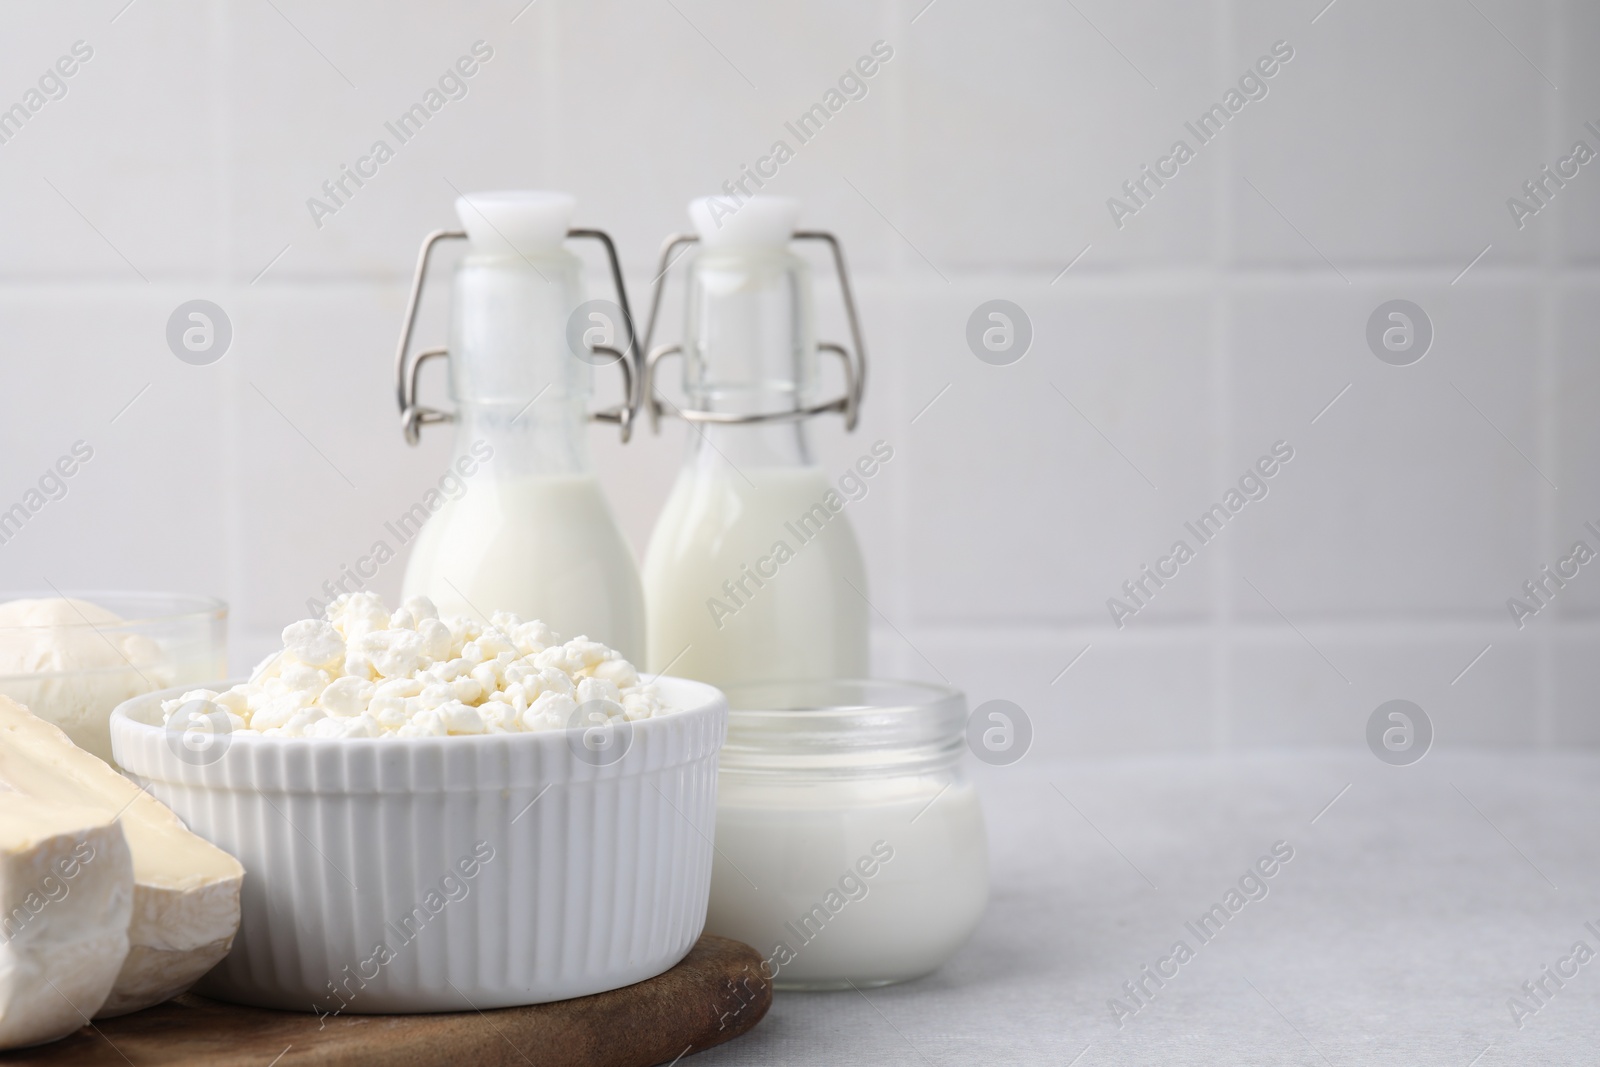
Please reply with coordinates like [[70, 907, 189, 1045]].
[[161, 592, 668, 739]]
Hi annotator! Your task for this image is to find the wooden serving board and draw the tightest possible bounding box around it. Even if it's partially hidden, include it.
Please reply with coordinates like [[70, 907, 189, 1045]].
[[1, 935, 770, 1067]]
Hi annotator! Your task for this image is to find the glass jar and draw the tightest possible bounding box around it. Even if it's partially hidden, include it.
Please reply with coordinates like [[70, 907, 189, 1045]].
[[705, 678, 989, 989], [0, 591, 226, 762]]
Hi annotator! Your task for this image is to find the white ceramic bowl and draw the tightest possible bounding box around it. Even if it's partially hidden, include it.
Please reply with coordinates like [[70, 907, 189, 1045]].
[[110, 676, 726, 1013]]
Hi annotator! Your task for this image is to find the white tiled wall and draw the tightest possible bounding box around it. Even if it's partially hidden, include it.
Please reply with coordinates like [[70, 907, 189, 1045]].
[[1, 0, 1594, 754]]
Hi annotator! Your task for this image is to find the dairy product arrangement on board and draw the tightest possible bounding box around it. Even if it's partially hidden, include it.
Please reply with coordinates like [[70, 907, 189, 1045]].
[[0, 189, 986, 1060], [165, 592, 671, 739]]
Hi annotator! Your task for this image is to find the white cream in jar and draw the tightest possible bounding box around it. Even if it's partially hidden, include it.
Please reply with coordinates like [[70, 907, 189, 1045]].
[[705, 679, 988, 989]]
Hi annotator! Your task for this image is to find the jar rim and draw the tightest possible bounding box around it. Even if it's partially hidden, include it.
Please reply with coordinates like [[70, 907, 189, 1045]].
[[0, 592, 226, 632], [721, 677, 960, 713], [717, 678, 967, 775]]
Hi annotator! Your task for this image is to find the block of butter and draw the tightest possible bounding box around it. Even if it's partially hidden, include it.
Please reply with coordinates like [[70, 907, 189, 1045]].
[[0, 696, 244, 1017], [0, 794, 133, 1048]]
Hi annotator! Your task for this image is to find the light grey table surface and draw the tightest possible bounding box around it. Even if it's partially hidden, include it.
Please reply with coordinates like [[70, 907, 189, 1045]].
[[695, 750, 1599, 1066]]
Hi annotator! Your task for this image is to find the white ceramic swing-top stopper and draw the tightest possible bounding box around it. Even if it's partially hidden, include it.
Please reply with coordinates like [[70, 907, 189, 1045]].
[[689, 195, 799, 251], [455, 190, 575, 257]]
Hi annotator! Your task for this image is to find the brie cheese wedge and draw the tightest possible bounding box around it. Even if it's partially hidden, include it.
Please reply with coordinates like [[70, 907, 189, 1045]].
[[0, 696, 244, 1016], [0, 794, 133, 1049]]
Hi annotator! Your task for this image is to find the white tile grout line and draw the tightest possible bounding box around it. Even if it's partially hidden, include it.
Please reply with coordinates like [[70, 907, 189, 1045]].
[[1240, 576, 1352, 685], [1536, 2, 1561, 751], [1529, 0, 1559, 735], [3, 265, 1598, 297], [540, 0, 562, 190], [214, 0, 248, 676], [888, 0, 912, 665], [1538, 0, 1562, 747], [1240, 177, 1349, 283], [1537, 271, 1559, 746], [1213, 0, 1236, 753]]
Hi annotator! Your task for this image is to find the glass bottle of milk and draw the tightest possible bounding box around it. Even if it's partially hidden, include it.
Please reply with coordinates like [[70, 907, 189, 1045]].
[[640, 196, 869, 685], [393, 191, 645, 662]]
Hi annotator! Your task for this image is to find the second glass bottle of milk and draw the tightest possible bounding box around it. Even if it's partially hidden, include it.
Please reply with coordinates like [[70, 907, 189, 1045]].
[[642, 196, 868, 685]]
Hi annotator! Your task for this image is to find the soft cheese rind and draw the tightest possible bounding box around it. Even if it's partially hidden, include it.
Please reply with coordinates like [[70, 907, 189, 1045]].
[[0, 795, 133, 1049], [0, 696, 243, 1017]]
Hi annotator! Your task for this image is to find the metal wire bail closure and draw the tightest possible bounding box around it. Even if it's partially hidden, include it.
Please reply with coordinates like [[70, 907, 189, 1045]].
[[638, 229, 867, 434], [392, 227, 642, 445]]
